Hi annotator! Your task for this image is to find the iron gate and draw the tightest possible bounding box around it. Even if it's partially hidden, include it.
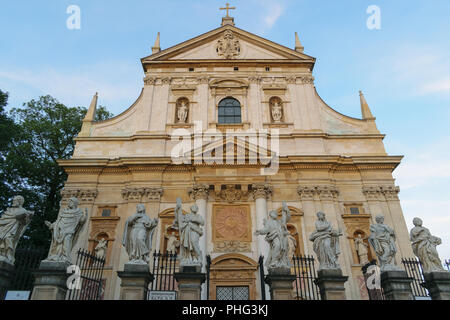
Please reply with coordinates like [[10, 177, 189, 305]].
[[401, 258, 429, 299], [150, 251, 178, 292], [66, 249, 106, 300]]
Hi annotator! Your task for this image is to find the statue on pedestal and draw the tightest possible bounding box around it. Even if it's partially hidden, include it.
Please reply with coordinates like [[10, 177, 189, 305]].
[[271, 102, 283, 123], [173, 198, 204, 267], [309, 212, 342, 270], [368, 215, 400, 271], [354, 234, 369, 265], [410, 217, 445, 273], [255, 201, 291, 270], [95, 238, 108, 260], [165, 231, 180, 255], [177, 101, 188, 123], [0, 196, 34, 264], [122, 204, 158, 264], [44, 197, 87, 264]]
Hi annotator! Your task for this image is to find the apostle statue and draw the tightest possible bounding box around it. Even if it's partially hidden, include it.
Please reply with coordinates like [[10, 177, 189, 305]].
[[309, 212, 342, 270], [122, 204, 158, 264], [165, 231, 180, 255], [177, 101, 188, 123], [368, 215, 400, 271], [410, 217, 445, 273], [95, 238, 108, 260], [287, 230, 298, 259], [173, 198, 204, 267], [255, 201, 291, 270], [44, 197, 87, 264], [0, 196, 34, 265], [271, 102, 283, 123], [354, 234, 369, 265]]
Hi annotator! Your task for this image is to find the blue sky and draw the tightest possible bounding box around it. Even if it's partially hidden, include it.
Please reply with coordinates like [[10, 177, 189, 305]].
[[1, 0, 450, 261]]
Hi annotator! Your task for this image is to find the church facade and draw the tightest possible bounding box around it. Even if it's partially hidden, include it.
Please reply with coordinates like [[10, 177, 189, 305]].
[[58, 15, 414, 300]]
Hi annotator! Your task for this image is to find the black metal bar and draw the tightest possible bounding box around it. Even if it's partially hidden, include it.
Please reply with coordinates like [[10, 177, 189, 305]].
[[206, 255, 211, 300], [258, 256, 266, 300]]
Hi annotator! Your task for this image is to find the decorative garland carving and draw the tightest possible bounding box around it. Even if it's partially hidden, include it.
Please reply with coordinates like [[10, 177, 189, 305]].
[[61, 188, 98, 204], [121, 187, 163, 202]]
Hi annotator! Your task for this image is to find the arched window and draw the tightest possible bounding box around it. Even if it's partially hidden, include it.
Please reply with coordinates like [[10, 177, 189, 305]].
[[218, 97, 241, 124]]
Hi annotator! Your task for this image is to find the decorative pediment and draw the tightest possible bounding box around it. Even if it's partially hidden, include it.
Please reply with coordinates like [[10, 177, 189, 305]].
[[181, 136, 276, 165], [142, 25, 315, 63]]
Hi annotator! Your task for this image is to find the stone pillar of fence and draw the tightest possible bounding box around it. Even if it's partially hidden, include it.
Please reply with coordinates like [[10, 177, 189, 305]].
[[174, 265, 206, 300], [422, 271, 450, 300], [117, 263, 154, 300], [380, 270, 414, 300], [31, 261, 70, 300], [314, 269, 348, 300], [0, 261, 15, 299], [264, 268, 296, 300]]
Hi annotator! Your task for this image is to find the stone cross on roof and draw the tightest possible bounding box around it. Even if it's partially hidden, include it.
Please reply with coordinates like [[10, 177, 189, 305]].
[[220, 3, 236, 18]]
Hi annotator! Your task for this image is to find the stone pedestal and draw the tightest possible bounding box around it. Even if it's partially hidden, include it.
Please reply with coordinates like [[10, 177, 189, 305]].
[[0, 261, 15, 299], [117, 263, 154, 300], [264, 268, 296, 300], [422, 271, 450, 300], [174, 265, 206, 300], [31, 261, 70, 300], [380, 270, 414, 300], [314, 269, 348, 300]]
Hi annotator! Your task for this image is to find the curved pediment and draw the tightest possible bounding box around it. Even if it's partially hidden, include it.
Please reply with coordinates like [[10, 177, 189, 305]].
[[210, 78, 248, 88]]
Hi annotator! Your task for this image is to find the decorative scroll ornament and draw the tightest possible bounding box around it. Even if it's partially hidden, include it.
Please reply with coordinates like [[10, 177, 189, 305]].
[[216, 30, 241, 59]]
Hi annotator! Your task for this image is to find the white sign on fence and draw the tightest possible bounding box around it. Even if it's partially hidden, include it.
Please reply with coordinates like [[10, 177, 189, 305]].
[[5, 291, 30, 300]]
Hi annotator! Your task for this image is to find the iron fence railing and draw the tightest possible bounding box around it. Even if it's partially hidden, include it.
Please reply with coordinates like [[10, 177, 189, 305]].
[[151, 251, 178, 292], [291, 255, 321, 300], [66, 249, 106, 300], [401, 258, 429, 299]]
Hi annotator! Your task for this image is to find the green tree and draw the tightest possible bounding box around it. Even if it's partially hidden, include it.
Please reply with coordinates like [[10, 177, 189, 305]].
[[1, 94, 113, 248]]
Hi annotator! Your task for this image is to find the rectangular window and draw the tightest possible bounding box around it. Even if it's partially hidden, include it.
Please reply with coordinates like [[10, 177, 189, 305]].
[[216, 286, 249, 300], [234, 67, 239, 71], [350, 207, 360, 215], [102, 209, 112, 217], [189, 67, 194, 72]]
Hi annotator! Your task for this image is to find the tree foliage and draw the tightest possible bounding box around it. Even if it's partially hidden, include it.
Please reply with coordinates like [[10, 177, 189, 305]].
[[0, 93, 113, 248]]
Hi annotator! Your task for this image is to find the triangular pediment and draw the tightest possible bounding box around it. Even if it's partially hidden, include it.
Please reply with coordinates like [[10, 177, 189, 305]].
[[142, 25, 315, 63], [177, 136, 277, 165]]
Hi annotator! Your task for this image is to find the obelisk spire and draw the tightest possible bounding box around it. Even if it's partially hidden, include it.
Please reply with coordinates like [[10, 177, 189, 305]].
[[152, 32, 161, 54], [79, 92, 98, 137], [295, 32, 304, 53], [359, 91, 375, 120]]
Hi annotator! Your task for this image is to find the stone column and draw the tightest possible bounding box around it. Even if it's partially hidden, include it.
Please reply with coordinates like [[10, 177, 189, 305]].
[[188, 184, 209, 300], [265, 269, 296, 300], [197, 77, 209, 130], [0, 261, 15, 299], [117, 263, 154, 300], [248, 76, 262, 129], [174, 266, 206, 300], [380, 270, 414, 300], [252, 183, 272, 299], [297, 186, 317, 255], [422, 271, 450, 300], [31, 261, 70, 300], [314, 269, 349, 300]]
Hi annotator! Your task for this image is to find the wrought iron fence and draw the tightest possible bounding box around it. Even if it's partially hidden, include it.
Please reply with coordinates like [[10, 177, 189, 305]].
[[206, 255, 211, 300], [9, 246, 48, 295], [66, 249, 106, 300], [361, 260, 385, 300], [150, 251, 178, 292], [401, 258, 429, 299], [292, 255, 321, 300], [444, 259, 450, 272]]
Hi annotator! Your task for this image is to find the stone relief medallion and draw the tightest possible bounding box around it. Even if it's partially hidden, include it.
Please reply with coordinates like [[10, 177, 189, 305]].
[[216, 30, 241, 59], [213, 205, 251, 252]]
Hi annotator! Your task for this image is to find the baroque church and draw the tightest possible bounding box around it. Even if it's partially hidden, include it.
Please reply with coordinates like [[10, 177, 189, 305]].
[[59, 12, 414, 300]]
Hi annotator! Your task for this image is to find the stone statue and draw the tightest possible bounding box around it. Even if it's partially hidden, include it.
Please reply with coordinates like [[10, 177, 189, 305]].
[[0, 196, 34, 264], [44, 197, 87, 264], [122, 204, 158, 264], [410, 217, 445, 273], [255, 201, 291, 270], [309, 212, 342, 270], [368, 215, 400, 271], [271, 102, 283, 122], [354, 234, 369, 265], [288, 230, 298, 259], [173, 198, 204, 267], [95, 238, 108, 260], [165, 231, 180, 255], [177, 102, 188, 123]]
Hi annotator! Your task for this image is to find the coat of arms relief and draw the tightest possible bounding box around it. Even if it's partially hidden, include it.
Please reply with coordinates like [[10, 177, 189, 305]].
[[216, 30, 241, 59]]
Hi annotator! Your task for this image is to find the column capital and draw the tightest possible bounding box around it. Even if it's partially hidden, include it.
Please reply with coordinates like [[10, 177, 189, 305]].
[[251, 183, 273, 200], [297, 185, 339, 201], [188, 184, 210, 200]]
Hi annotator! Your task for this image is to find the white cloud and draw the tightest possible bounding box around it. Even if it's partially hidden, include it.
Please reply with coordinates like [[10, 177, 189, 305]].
[[262, 2, 285, 29], [0, 62, 141, 115], [419, 77, 450, 94]]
